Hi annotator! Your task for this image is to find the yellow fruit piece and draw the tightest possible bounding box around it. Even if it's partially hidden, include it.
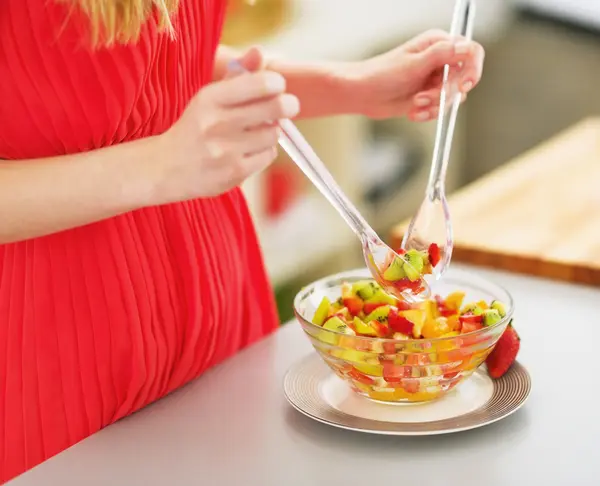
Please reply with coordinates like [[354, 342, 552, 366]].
[[353, 382, 372, 393], [353, 317, 377, 336], [400, 309, 427, 338], [422, 317, 451, 339], [332, 348, 369, 362], [421, 299, 439, 321], [447, 315, 460, 332], [353, 362, 383, 377], [444, 291, 466, 311], [477, 300, 489, 310], [341, 283, 353, 299], [312, 296, 331, 326], [407, 391, 442, 402], [368, 388, 411, 402], [442, 331, 460, 338]]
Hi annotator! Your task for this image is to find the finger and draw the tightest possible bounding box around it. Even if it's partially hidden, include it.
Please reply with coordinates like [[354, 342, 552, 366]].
[[208, 70, 287, 106], [238, 46, 267, 72], [223, 93, 300, 129], [415, 39, 480, 76], [243, 147, 279, 174], [403, 29, 452, 53], [457, 42, 485, 93], [412, 69, 464, 108], [232, 125, 281, 156], [408, 93, 467, 122]]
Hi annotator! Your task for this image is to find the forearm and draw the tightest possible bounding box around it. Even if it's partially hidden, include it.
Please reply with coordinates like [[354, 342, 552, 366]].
[[214, 45, 360, 118], [0, 137, 161, 244]]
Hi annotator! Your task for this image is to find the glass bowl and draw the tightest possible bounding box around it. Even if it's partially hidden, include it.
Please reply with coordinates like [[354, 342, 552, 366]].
[[293, 267, 514, 403]]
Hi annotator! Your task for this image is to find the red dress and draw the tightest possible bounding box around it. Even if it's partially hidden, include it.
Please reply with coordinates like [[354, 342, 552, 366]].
[[0, 1, 280, 482]]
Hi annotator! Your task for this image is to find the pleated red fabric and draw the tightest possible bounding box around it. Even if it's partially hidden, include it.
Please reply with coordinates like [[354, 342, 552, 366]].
[[0, 1, 280, 482]]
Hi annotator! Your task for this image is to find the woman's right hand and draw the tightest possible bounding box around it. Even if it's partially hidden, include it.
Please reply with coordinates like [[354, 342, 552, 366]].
[[152, 49, 299, 204]]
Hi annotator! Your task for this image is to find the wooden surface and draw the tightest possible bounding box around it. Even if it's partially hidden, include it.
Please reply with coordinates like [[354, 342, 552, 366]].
[[390, 117, 600, 286]]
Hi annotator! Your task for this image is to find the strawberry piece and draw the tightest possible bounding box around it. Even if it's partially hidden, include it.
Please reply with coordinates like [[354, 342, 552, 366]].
[[428, 243, 441, 267], [388, 307, 414, 335], [395, 300, 412, 311], [461, 320, 484, 334], [485, 323, 520, 379], [382, 361, 411, 383], [395, 248, 406, 255], [343, 297, 364, 317], [401, 378, 420, 394], [348, 368, 376, 385], [363, 301, 385, 315], [369, 320, 390, 338], [383, 342, 397, 354], [459, 312, 483, 325], [392, 278, 423, 294]]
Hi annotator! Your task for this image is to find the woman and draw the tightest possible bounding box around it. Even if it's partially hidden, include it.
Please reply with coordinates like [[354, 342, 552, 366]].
[[0, 0, 484, 482]]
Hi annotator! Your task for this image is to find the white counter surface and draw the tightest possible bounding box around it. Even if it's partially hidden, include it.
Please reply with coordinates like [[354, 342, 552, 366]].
[[9, 264, 600, 486]]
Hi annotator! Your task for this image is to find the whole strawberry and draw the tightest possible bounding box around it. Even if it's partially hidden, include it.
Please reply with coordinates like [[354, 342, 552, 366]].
[[485, 321, 520, 379]]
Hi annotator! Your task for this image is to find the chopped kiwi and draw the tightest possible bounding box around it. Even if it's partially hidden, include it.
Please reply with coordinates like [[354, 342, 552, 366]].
[[482, 309, 502, 327], [403, 249, 425, 282], [365, 288, 396, 305], [353, 317, 377, 336], [312, 296, 331, 326], [383, 257, 406, 281], [365, 305, 391, 323], [352, 280, 377, 300], [462, 302, 484, 316], [490, 300, 507, 318], [323, 316, 355, 335]]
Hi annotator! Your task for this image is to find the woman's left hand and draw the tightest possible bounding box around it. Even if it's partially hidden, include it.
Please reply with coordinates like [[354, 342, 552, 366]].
[[348, 29, 485, 122]]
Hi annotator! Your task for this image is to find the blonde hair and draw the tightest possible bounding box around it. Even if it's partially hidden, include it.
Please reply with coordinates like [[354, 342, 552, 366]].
[[59, 0, 180, 46]]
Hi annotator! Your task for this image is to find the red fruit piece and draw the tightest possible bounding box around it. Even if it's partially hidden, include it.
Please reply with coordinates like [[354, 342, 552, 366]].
[[363, 301, 385, 315], [401, 378, 420, 394], [459, 312, 483, 325], [348, 368, 376, 385], [343, 297, 363, 317], [485, 323, 520, 379], [395, 300, 412, 311], [369, 320, 390, 338], [388, 307, 414, 335], [428, 243, 441, 267], [382, 361, 411, 383], [461, 320, 484, 334], [383, 342, 397, 354]]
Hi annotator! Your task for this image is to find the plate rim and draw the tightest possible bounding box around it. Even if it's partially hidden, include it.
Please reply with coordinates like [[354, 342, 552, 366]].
[[283, 354, 532, 436]]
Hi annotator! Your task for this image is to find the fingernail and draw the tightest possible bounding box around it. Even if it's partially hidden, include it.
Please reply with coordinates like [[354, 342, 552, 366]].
[[414, 111, 430, 121], [414, 97, 431, 107], [462, 80, 474, 92], [281, 94, 300, 117], [455, 41, 471, 55], [264, 72, 286, 93]]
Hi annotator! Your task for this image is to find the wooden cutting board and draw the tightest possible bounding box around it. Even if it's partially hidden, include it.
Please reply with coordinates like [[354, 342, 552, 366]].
[[390, 117, 600, 286]]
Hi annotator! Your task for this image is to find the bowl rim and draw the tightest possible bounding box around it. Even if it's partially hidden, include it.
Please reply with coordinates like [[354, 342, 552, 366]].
[[293, 267, 515, 345]]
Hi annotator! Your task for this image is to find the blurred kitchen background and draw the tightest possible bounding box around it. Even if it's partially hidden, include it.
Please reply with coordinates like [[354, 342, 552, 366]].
[[222, 0, 599, 322]]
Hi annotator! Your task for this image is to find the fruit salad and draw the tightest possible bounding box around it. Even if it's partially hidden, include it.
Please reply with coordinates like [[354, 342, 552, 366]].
[[377, 243, 441, 295], [309, 278, 519, 403]]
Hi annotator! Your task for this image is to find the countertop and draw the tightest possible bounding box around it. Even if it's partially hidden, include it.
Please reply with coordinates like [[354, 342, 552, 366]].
[[9, 264, 600, 486]]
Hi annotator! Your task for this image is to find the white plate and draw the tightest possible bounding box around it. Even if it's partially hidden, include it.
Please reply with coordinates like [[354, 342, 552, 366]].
[[283, 354, 531, 436]]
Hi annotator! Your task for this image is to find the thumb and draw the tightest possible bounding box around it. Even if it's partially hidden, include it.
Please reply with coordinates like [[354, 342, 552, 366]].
[[414, 40, 460, 73], [237, 46, 266, 72], [224, 46, 266, 80]]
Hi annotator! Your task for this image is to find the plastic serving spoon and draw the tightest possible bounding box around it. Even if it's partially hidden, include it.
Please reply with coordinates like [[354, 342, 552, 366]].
[[401, 0, 477, 280], [228, 63, 432, 302]]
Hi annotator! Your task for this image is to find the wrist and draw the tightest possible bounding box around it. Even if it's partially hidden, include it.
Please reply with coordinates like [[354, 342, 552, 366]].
[[264, 57, 365, 118], [336, 60, 376, 117], [125, 134, 175, 208]]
